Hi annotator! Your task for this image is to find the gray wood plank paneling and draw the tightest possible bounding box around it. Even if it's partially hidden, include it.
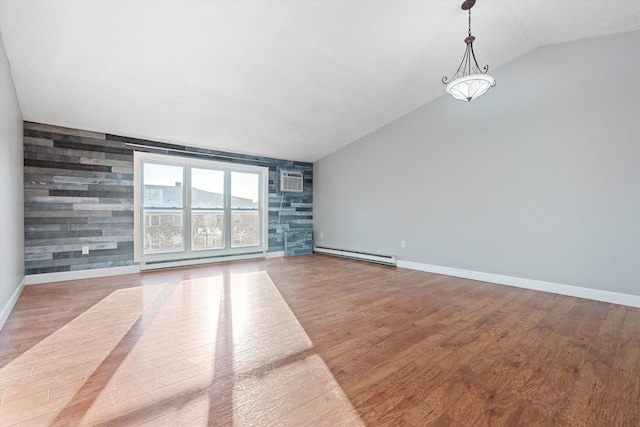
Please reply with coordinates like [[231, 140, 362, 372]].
[[24, 121, 106, 139], [24, 122, 313, 275]]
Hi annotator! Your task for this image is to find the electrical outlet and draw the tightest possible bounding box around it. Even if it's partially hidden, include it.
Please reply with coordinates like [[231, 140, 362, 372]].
[[82, 245, 89, 255], [320, 232, 324, 238], [400, 240, 406, 248]]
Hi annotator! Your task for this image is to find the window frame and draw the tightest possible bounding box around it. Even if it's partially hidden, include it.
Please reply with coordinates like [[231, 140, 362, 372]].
[[133, 151, 268, 264]]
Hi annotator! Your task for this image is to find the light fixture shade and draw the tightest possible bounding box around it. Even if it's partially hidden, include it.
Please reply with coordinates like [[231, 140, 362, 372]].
[[442, 0, 495, 102], [445, 74, 495, 102]]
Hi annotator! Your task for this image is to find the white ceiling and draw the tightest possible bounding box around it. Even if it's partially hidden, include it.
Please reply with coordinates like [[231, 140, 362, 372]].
[[1, 1, 639, 162]]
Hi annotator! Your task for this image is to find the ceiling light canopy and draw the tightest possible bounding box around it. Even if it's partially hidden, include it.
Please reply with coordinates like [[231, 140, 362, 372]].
[[442, 0, 495, 102]]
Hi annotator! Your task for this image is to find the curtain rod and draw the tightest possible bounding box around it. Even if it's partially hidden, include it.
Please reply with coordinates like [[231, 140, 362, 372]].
[[120, 141, 273, 164]]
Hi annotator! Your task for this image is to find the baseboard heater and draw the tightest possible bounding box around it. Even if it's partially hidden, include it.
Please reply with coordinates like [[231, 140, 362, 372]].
[[139, 251, 266, 271], [313, 245, 397, 267]]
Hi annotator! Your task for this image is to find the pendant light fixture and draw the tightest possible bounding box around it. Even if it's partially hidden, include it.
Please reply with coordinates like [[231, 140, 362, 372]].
[[442, 0, 495, 102]]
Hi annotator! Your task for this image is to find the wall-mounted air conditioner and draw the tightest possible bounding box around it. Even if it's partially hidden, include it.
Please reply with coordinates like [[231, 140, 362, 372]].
[[280, 171, 303, 192]]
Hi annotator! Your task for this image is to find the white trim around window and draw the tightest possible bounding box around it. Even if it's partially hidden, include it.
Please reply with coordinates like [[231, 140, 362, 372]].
[[133, 151, 268, 264]]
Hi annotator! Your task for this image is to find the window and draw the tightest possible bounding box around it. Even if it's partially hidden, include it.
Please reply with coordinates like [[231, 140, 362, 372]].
[[191, 168, 225, 252], [145, 214, 160, 227], [231, 171, 260, 248], [134, 152, 268, 263], [145, 238, 161, 252]]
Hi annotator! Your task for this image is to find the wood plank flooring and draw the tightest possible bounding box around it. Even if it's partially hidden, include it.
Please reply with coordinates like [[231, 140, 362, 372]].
[[1, 254, 638, 426]]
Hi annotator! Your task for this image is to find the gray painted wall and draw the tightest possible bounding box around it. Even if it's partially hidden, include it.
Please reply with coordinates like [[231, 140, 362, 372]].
[[0, 33, 25, 319], [314, 31, 640, 296]]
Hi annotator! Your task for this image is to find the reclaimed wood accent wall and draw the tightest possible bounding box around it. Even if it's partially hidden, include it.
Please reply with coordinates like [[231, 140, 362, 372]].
[[23, 123, 135, 275], [23, 122, 312, 275]]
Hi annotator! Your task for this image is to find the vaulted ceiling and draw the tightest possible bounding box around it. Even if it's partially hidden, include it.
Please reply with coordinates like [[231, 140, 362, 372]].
[[1, 0, 639, 162]]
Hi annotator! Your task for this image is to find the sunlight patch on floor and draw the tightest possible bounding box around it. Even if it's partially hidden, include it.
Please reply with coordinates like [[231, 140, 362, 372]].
[[0, 271, 362, 426], [0, 284, 165, 425], [74, 271, 359, 425]]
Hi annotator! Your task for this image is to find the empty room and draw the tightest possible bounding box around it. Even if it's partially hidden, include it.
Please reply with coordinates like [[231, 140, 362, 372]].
[[0, 0, 639, 426]]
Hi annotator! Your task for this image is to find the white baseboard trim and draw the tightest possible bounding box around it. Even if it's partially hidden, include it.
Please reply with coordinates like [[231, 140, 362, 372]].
[[26, 265, 141, 285], [266, 251, 285, 259], [0, 276, 26, 330], [397, 260, 640, 308], [24, 252, 284, 283]]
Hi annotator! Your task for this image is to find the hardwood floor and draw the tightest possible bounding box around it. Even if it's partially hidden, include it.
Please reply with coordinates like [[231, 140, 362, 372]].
[[1, 254, 638, 426]]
